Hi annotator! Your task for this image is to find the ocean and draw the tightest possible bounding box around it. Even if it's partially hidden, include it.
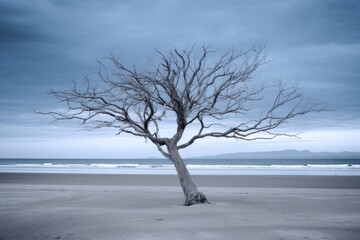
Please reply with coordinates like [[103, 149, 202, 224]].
[[1, 158, 360, 176]]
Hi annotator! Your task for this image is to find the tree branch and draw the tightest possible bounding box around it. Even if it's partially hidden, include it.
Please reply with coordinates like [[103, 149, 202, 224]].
[[37, 45, 324, 156]]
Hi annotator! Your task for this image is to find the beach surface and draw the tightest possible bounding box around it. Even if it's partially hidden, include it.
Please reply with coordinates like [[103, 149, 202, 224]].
[[1, 173, 360, 240]]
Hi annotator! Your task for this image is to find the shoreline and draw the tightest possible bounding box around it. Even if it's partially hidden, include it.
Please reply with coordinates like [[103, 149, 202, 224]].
[[1, 172, 360, 189]]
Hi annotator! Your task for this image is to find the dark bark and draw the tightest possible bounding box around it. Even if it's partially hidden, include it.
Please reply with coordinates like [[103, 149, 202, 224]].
[[167, 144, 208, 206]]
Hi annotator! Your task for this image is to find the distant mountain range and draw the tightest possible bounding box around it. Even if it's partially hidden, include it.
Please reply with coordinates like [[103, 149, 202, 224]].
[[195, 150, 360, 160]]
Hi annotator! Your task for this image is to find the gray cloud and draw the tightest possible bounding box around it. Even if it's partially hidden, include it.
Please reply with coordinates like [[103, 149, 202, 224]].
[[0, 1, 47, 44], [0, 0, 359, 147]]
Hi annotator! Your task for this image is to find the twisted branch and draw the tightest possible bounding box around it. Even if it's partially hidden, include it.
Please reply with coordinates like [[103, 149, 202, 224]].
[[37, 45, 323, 157]]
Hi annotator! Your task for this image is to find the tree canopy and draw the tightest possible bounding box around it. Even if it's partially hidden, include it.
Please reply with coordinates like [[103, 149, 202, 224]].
[[45, 46, 320, 156]]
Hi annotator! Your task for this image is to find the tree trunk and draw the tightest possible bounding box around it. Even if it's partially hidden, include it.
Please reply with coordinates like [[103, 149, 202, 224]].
[[167, 145, 208, 206]]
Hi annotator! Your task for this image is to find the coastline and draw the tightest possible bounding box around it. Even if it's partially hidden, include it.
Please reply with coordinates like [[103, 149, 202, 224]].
[[1, 173, 360, 239], [2, 157, 360, 176], [1, 172, 360, 188], [2, 165, 360, 176]]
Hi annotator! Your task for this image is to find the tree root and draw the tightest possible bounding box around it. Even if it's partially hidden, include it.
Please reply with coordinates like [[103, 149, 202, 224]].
[[183, 192, 209, 206]]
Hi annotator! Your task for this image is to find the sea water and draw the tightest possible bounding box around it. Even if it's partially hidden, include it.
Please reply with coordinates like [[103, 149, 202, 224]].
[[0, 158, 360, 175]]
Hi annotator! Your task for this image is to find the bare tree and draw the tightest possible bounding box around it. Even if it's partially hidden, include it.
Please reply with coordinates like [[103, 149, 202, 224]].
[[38, 46, 321, 205]]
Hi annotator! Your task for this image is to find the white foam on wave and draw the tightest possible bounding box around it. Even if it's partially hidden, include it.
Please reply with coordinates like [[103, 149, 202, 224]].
[[6, 163, 360, 169], [1, 163, 360, 175]]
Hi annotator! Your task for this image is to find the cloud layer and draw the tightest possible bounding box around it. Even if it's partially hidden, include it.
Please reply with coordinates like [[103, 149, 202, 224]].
[[1, 0, 359, 157]]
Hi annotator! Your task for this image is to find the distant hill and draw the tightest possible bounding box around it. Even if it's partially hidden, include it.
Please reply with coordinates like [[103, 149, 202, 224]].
[[195, 150, 360, 160]]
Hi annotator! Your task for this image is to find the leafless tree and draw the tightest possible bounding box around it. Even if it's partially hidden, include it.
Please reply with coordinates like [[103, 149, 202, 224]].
[[38, 46, 321, 205]]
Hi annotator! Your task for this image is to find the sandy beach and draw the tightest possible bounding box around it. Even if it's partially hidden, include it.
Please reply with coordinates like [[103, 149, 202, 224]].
[[1, 173, 360, 240]]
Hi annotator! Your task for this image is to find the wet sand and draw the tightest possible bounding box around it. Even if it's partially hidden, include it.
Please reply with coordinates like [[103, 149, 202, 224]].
[[1, 173, 360, 240]]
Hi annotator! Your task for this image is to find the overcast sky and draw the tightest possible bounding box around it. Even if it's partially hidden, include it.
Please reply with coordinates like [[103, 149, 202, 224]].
[[0, 0, 359, 158]]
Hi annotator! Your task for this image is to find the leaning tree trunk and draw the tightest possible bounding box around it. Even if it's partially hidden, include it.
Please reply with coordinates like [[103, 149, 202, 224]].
[[167, 145, 208, 206]]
